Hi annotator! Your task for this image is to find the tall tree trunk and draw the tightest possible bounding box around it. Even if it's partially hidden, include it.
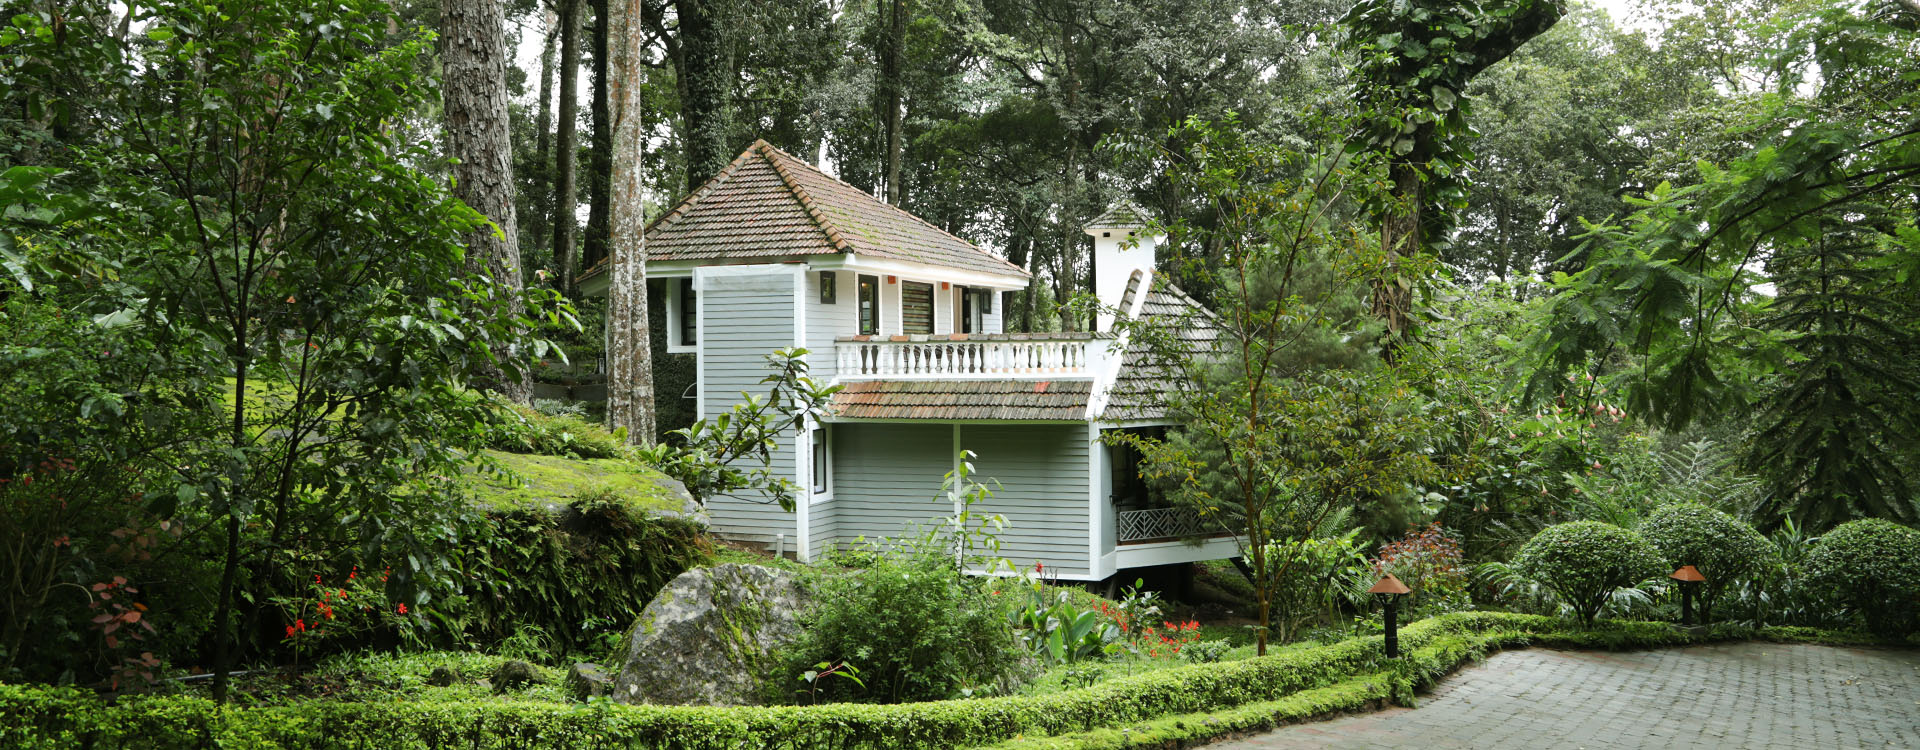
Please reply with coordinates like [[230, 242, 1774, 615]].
[[1372, 161, 1421, 343], [1004, 229, 1030, 333], [675, 0, 732, 192], [607, 0, 658, 445], [880, 0, 906, 205], [554, 0, 582, 296], [443, 0, 530, 403], [585, 0, 614, 272], [531, 6, 558, 271]]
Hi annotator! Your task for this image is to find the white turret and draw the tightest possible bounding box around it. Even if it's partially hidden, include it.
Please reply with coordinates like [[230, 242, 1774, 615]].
[[1084, 200, 1161, 332]]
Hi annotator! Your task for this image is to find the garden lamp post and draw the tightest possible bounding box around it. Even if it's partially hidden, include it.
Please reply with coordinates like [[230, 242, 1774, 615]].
[[1369, 574, 1411, 658], [1670, 565, 1705, 626]]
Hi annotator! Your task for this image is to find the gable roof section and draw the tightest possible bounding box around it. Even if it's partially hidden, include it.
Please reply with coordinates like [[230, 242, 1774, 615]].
[[580, 140, 1027, 281], [1100, 271, 1221, 422], [831, 379, 1091, 421]]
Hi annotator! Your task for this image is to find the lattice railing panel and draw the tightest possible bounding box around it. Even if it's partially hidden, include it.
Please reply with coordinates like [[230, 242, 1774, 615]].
[[1115, 507, 1209, 542]]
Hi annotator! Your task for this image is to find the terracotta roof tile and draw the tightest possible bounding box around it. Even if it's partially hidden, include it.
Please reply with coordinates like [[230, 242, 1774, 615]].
[[1101, 273, 1220, 422], [582, 141, 1028, 282], [831, 379, 1091, 421]]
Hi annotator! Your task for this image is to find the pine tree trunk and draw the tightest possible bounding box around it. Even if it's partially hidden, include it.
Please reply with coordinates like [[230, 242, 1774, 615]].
[[675, 0, 732, 192], [585, 0, 613, 272], [553, 0, 581, 296], [881, 0, 905, 205], [607, 0, 658, 445], [442, 0, 530, 403]]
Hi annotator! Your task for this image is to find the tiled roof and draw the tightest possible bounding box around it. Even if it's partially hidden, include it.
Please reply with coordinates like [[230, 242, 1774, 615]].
[[1101, 272, 1221, 422], [831, 379, 1091, 421], [1087, 199, 1152, 229], [581, 140, 1028, 281]]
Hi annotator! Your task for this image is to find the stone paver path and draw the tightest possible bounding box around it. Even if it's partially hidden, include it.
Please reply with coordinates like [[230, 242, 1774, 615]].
[[1210, 643, 1920, 749]]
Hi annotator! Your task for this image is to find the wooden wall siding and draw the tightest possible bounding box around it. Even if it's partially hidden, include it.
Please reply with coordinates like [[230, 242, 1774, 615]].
[[808, 496, 840, 560], [902, 281, 934, 334], [829, 423, 954, 549], [822, 422, 1093, 576], [981, 291, 1003, 334], [806, 270, 855, 382], [700, 269, 800, 548], [962, 424, 1092, 576]]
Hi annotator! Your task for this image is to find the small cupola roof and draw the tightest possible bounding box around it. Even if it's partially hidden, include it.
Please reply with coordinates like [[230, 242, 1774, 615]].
[[1084, 199, 1153, 232]]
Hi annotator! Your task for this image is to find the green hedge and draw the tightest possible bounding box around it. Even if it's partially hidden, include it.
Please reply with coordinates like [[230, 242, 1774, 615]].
[[0, 613, 1886, 750]]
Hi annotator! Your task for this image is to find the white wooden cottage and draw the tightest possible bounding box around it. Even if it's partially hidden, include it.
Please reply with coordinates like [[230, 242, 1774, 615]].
[[582, 140, 1232, 581]]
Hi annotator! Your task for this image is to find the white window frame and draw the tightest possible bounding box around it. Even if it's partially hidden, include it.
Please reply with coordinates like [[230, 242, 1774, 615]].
[[665, 277, 697, 353], [809, 425, 833, 502]]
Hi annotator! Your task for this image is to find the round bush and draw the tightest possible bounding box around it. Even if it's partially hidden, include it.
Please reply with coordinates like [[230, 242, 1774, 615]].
[[1638, 503, 1772, 621], [1800, 519, 1920, 638], [1513, 521, 1666, 625]]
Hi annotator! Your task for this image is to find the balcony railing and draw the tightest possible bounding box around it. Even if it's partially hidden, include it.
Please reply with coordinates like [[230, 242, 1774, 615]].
[[1115, 506, 1212, 544], [836, 335, 1107, 379]]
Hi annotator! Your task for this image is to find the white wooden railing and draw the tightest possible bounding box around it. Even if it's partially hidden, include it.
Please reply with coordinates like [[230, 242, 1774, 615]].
[[836, 337, 1098, 379]]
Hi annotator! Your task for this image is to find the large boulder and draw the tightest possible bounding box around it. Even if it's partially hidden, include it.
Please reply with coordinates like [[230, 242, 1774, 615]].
[[611, 563, 810, 706]]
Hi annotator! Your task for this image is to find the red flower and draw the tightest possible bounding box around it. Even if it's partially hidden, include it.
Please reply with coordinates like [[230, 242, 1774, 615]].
[[395, 603, 408, 615]]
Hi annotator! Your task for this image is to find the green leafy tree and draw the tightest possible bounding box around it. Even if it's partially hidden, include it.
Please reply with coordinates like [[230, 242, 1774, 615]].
[[10, 0, 571, 699], [1521, 0, 1920, 530], [1109, 118, 1442, 655], [1340, 0, 1565, 336]]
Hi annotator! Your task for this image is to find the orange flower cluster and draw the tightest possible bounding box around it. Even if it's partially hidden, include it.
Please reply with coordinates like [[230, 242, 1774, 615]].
[[1138, 620, 1202, 659]]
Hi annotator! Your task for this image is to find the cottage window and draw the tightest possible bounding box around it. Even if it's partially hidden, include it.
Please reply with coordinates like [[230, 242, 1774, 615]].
[[810, 427, 831, 495], [959, 286, 974, 333], [902, 281, 934, 334], [857, 274, 880, 335], [678, 278, 698, 346]]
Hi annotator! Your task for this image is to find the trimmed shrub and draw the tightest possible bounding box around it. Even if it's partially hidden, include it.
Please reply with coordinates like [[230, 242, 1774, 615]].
[[1800, 519, 1920, 638], [1638, 503, 1771, 621], [1512, 521, 1666, 625]]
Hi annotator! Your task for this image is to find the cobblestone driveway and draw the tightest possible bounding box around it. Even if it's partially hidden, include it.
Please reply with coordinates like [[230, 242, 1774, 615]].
[[1210, 643, 1920, 749]]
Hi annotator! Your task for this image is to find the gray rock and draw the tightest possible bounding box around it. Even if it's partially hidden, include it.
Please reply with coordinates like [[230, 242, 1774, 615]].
[[426, 666, 462, 687], [566, 661, 612, 701], [490, 659, 545, 694], [611, 563, 810, 706]]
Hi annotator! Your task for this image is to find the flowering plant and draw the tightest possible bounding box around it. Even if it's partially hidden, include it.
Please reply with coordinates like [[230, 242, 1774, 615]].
[[272, 565, 415, 668], [1374, 523, 1470, 614]]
